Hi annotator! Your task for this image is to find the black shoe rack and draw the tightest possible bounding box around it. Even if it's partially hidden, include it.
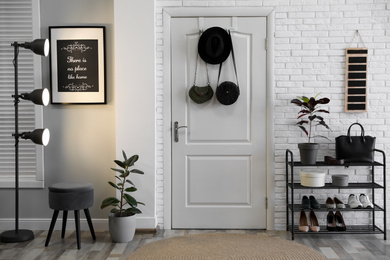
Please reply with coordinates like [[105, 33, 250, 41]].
[[285, 149, 386, 240]]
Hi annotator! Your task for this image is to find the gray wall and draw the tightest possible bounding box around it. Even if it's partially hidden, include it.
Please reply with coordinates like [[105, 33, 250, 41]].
[[0, 0, 115, 223]]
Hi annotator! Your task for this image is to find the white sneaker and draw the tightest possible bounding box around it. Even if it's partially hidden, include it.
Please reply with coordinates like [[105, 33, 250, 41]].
[[348, 194, 363, 209], [359, 194, 373, 208]]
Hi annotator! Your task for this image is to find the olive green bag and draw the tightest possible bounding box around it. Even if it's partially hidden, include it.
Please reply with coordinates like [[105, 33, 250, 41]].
[[189, 35, 214, 104]]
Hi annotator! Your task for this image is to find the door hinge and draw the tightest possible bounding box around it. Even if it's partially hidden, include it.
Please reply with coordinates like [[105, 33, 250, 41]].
[[266, 197, 268, 209], [265, 38, 267, 50]]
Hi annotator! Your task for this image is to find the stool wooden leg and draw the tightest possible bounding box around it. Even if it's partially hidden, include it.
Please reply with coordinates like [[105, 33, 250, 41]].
[[45, 210, 59, 247], [74, 210, 81, 250], [61, 210, 68, 238], [84, 209, 96, 240]]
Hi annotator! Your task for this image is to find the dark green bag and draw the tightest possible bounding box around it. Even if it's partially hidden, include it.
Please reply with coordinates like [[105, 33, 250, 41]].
[[189, 32, 213, 104], [189, 85, 214, 104]]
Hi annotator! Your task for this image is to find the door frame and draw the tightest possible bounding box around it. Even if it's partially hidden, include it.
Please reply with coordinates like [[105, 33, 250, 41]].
[[163, 7, 275, 230]]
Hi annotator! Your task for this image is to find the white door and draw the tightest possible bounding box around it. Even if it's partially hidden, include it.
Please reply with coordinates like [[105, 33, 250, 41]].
[[171, 17, 267, 229]]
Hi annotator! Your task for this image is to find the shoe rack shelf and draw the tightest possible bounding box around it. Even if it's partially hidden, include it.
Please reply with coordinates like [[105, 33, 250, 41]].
[[285, 149, 386, 240]]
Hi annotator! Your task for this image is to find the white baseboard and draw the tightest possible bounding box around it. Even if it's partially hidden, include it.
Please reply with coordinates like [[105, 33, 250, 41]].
[[0, 216, 156, 231]]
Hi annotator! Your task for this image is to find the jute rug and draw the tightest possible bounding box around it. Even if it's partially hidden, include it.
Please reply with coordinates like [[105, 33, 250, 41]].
[[128, 233, 326, 260]]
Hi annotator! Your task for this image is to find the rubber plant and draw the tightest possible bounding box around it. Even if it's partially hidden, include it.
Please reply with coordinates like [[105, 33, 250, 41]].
[[291, 93, 331, 143], [101, 151, 144, 217]]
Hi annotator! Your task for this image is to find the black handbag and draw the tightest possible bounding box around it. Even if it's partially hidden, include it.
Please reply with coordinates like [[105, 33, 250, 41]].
[[335, 123, 376, 163], [216, 30, 240, 106]]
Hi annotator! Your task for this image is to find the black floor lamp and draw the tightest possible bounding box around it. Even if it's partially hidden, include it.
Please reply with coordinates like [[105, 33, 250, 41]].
[[0, 39, 50, 243]]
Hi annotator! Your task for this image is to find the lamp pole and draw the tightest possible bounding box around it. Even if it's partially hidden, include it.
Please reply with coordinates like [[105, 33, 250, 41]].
[[13, 42, 20, 234], [0, 43, 35, 243]]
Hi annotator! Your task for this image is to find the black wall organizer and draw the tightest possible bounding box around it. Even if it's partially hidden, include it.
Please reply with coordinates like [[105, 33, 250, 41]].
[[345, 47, 368, 112]]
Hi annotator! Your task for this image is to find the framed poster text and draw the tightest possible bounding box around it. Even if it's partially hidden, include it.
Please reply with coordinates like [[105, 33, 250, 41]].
[[49, 26, 106, 104]]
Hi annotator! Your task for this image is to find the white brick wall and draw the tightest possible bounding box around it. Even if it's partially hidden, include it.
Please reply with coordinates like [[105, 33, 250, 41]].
[[155, 0, 390, 231]]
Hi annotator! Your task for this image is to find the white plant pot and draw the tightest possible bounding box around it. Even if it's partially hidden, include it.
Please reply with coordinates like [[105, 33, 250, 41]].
[[108, 213, 136, 243]]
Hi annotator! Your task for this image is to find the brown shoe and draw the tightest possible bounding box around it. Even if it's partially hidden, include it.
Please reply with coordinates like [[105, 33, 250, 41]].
[[298, 209, 309, 232], [334, 197, 346, 209], [309, 210, 320, 232], [326, 197, 335, 209], [324, 156, 344, 165]]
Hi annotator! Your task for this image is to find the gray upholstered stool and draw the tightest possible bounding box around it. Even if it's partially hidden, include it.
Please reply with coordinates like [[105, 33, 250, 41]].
[[45, 182, 96, 249]]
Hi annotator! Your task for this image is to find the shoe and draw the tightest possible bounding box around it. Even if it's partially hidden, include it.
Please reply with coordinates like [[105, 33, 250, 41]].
[[309, 195, 321, 209], [309, 210, 320, 232], [326, 197, 335, 209], [348, 194, 363, 209], [335, 211, 347, 231], [298, 209, 309, 232], [324, 156, 344, 165], [301, 196, 311, 209], [327, 211, 337, 231], [359, 194, 373, 208], [334, 197, 346, 209]]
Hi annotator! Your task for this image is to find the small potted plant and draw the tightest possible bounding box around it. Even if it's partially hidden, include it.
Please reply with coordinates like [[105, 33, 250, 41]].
[[291, 93, 330, 165], [101, 151, 144, 242]]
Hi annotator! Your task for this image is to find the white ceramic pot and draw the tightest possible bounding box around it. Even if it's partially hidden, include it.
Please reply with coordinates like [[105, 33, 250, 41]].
[[108, 213, 136, 243]]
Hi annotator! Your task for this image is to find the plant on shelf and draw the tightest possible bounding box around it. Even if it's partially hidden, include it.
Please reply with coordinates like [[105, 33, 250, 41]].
[[290, 93, 331, 165], [101, 150, 144, 242], [291, 93, 331, 143]]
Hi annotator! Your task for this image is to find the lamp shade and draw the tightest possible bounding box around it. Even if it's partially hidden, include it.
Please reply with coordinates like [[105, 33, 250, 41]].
[[22, 39, 50, 57], [21, 128, 50, 146], [21, 88, 50, 106]]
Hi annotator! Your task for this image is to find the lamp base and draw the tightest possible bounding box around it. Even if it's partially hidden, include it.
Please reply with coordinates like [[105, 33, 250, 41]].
[[0, 229, 34, 243]]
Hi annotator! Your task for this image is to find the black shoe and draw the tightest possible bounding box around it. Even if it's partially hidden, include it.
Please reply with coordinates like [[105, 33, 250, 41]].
[[302, 196, 311, 209], [327, 211, 337, 231], [335, 211, 347, 231], [309, 195, 321, 209]]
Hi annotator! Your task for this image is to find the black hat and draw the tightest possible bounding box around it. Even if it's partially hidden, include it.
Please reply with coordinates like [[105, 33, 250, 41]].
[[198, 27, 232, 64]]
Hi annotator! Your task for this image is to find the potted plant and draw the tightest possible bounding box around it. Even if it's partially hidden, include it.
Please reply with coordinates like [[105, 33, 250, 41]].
[[101, 151, 144, 242], [291, 93, 330, 165]]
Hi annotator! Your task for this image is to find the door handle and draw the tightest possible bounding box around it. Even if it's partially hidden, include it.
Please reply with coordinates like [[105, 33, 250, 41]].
[[174, 121, 187, 142]]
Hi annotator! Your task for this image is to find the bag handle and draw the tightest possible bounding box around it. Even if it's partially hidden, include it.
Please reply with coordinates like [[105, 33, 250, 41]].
[[217, 30, 239, 88], [347, 122, 366, 143], [193, 31, 210, 87]]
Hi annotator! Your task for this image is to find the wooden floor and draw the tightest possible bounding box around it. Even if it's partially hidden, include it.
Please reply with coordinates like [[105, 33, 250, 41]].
[[0, 229, 389, 259]]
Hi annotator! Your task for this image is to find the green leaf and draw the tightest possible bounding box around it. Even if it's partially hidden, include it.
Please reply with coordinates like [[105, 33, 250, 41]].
[[125, 208, 142, 215], [108, 181, 120, 189], [125, 187, 137, 192], [102, 197, 120, 204], [114, 160, 125, 169], [122, 150, 127, 161], [137, 201, 145, 206], [110, 208, 120, 214], [126, 180, 134, 186], [130, 169, 144, 174], [124, 194, 137, 207], [101, 197, 120, 209], [111, 168, 124, 174], [126, 154, 139, 167]]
